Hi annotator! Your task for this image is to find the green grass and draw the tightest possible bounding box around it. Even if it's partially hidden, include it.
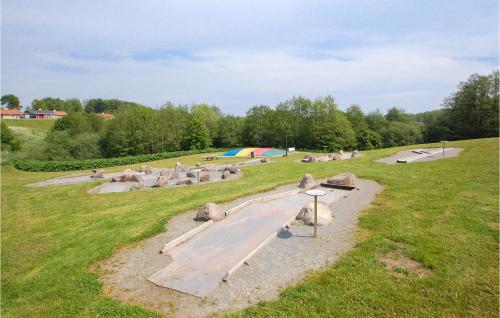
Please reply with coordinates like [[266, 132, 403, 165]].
[[1, 138, 498, 317], [2, 119, 56, 132]]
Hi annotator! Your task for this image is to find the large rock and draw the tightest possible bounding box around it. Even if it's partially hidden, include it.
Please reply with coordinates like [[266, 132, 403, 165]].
[[261, 157, 269, 163], [296, 201, 333, 225], [195, 203, 225, 221], [331, 153, 342, 160], [327, 173, 356, 187], [186, 171, 196, 178], [139, 165, 153, 174], [225, 166, 241, 174], [303, 154, 313, 160], [176, 177, 192, 185], [111, 169, 133, 182], [299, 174, 315, 189], [131, 180, 145, 190], [152, 175, 169, 187], [308, 156, 318, 162], [221, 170, 231, 179], [91, 169, 105, 179], [159, 168, 174, 179], [200, 174, 211, 182], [351, 150, 359, 158], [131, 173, 143, 182]]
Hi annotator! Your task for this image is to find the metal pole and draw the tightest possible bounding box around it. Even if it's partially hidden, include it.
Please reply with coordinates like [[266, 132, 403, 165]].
[[197, 171, 200, 183], [314, 195, 318, 238], [285, 125, 288, 157]]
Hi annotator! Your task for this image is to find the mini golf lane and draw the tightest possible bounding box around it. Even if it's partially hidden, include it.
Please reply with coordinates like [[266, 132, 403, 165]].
[[148, 187, 350, 297]]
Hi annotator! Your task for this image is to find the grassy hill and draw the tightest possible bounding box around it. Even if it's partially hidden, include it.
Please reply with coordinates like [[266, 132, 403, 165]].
[[2, 119, 56, 132], [1, 138, 498, 317]]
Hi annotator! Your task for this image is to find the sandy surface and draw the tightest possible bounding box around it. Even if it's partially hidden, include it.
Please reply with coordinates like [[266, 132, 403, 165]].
[[375, 148, 463, 164], [98, 178, 382, 317]]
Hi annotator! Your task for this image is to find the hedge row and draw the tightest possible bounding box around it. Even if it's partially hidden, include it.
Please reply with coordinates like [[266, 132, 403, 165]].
[[11, 148, 218, 172]]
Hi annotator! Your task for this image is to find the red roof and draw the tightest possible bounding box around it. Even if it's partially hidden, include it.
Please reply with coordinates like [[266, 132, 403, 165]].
[[53, 111, 68, 116], [96, 113, 114, 118], [0, 109, 23, 115]]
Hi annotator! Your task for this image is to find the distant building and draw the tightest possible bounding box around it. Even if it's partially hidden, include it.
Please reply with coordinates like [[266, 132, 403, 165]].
[[26, 109, 55, 119], [52, 110, 68, 118], [0, 109, 24, 119], [96, 113, 114, 119]]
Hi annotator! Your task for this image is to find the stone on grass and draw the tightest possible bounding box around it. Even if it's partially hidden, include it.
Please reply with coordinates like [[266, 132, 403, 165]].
[[131, 174, 143, 182], [195, 203, 225, 221], [111, 169, 133, 182], [186, 171, 196, 178], [160, 168, 174, 179], [351, 150, 359, 158], [221, 170, 231, 179], [200, 174, 211, 182], [261, 157, 269, 163], [131, 180, 145, 190], [153, 175, 169, 187], [296, 201, 333, 225], [91, 169, 105, 179], [327, 173, 356, 187], [331, 153, 342, 160], [139, 165, 153, 174], [303, 154, 312, 160], [299, 174, 315, 189], [176, 177, 192, 185]]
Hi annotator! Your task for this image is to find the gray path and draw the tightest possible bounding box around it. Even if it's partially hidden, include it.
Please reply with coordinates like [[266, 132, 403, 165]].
[[376, 147, 463, 164], [148, 187, 349, 297]]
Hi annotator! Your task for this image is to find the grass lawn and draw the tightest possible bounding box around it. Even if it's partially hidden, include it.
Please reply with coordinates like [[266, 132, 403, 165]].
[[2, 119, 56, 132], [1, 138, 498, 317]]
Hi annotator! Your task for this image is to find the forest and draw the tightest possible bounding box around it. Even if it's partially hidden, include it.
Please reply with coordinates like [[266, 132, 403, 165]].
[[1, 70, 498, 161]]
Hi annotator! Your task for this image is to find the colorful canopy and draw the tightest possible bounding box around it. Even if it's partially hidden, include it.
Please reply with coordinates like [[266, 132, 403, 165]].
[[221, 147, 286, 157]]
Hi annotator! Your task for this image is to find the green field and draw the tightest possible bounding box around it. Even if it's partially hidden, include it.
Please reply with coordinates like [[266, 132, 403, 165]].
[[2, 119, 56, 132], [1, 138, 498, 317]]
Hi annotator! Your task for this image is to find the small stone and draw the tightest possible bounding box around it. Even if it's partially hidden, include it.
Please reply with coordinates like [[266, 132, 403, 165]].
[[91, 169, 105, 179], [139, 165, 153, 174], [131, 174, 143, 182], [200, 174, 211, 182], [176, 177, 192, 185], [195, 203, 225, 221], [186, 171, 196, 178], [327, 173, 356, 187], [221, 170, 231, 179], [225, 166, 241, 174], [296, 201, 333, 225], [260, 157, 269, 163], [111, 168, 133, 182], [152, 175, 169, 187], [299, 174, 315, 189]]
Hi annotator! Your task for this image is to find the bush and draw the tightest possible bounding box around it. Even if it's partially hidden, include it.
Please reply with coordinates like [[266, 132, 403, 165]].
[[10, 148, 216, 172]]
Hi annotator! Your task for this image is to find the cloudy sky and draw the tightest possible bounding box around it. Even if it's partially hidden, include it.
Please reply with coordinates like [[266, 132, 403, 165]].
[[1, 0, 498, 114]]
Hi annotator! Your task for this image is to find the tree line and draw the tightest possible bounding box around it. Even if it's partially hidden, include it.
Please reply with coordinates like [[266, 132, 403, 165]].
[[2, 70, 498, 161]]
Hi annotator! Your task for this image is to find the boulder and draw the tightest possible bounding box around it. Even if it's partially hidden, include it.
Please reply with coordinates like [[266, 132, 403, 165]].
[[111, 169, 133, 182], [91, 169, 105, 179], [176, 177, 192, 185], [296, 201, 333, 225], [299, 174, 315, 189], [331, 153, 342, 160], [221, 170, 231, 179], [327, 173, 356, 187], [131, 173, 143, 182], [303, 154, 313, 160], [351, 150, 359, 158], [152, 175, 169, 187], [175, 162, 187, 172], [261, 157, 269, 163], [159, 168, 174, 179], [200, 174, 211, 182], [186, 171, 196, 178], [308, 156, 318, 162], [225, 166, 241, 174], [139, 165, 153, 174], [195, 203, 225, 221], [131, 180, 145, 190]]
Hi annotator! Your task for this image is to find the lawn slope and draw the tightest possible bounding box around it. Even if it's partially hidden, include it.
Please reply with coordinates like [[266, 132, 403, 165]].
[[1, 138, 498, 317]]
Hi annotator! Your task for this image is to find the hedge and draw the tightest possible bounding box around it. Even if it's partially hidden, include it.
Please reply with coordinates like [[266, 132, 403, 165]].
[[10, 148, 218, 172]]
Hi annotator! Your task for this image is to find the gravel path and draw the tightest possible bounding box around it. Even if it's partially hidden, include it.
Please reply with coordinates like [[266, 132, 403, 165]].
[[376, 147, 463, 164], [98, 178, 382, 317]]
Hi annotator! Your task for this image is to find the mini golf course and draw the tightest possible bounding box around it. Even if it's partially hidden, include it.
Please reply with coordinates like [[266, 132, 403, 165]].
[[221, 147, 286, 157]]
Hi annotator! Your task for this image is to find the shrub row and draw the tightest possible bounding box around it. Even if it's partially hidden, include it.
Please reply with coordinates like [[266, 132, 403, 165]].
[[10, 148, 217, 172]]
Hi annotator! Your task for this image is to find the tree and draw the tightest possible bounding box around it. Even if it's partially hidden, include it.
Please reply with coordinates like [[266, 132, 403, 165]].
[[214, 115, 244, 147], [1, 94, 20, 109], [31, 99, 48, 110], [442, 70, 499, 139], [186, 115, 211, 149], [385, 107, 412, 123], [1, 122, 22, 151]]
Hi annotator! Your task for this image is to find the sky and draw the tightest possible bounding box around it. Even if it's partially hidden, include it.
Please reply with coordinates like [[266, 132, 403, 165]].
[[1, 0, 498, 115]]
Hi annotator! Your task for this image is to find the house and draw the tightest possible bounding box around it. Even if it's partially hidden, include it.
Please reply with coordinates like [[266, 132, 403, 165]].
[[0, 109, 25, 119], [52, 110, 68, 118], [26, 109, 55, 119], [96, 113, 114, 119]]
